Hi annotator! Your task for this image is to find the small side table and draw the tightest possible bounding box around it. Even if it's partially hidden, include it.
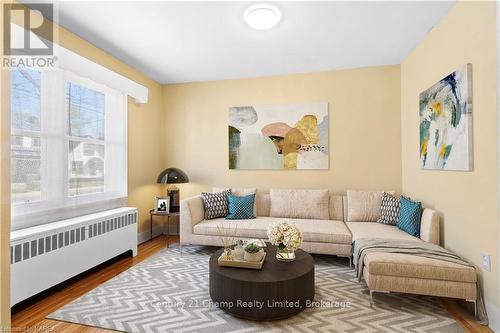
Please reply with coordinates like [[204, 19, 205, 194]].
[[149, 210, 180, 247]]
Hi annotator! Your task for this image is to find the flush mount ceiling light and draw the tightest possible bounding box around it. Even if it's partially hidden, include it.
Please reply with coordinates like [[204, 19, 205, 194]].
[[244, 4, 282, 30]]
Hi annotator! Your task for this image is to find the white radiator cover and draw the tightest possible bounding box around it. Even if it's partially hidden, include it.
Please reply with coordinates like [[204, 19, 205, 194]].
[[10, 207, 138, 306]]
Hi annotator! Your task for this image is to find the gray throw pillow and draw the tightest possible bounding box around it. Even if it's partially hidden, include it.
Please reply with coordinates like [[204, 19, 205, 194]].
[[201, 190, 231, 220], [377, 192, 400, 225]]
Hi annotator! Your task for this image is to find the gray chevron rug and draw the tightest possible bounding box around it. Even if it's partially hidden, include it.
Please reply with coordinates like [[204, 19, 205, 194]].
[[48, 245, 464, 333]]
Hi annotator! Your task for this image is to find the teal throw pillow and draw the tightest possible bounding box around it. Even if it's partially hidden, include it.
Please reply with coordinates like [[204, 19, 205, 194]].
[[397, 196, 422, 237], [226, 193, 256, 220]]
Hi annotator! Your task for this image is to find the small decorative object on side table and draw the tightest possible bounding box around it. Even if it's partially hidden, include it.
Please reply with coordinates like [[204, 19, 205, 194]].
[[154, 196, 170, 213], [156, 167, 189, 213], [149, 209, 180, 247], [267, 221, 303, 262]]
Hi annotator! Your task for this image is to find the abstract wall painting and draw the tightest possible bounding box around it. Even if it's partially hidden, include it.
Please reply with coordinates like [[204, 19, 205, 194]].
[[228, 102, 329, 170], [419, 64, 473, 171]]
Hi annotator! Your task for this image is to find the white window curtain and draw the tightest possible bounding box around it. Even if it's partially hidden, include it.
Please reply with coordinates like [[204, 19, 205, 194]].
[[11, 67, 128, 230]]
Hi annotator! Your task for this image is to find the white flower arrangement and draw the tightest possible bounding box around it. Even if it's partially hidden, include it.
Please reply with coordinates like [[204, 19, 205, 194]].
[[267, 221, 303, 252]]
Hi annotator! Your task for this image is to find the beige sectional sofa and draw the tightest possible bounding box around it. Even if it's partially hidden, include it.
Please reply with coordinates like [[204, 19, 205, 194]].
[[180, 189, 477, 306], [180, 191, 438, 256]]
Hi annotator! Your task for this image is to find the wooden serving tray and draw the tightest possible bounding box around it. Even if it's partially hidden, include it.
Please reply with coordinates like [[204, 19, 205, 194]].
[[218, 252, 266, 270]]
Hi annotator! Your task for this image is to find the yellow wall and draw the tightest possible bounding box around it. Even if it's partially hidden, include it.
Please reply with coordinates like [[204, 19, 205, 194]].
[[401, 1, 499, 314], [162, 65, 402, 198]]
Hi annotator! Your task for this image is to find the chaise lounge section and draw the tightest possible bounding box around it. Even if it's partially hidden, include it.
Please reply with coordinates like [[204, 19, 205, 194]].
[[346, 197, 477, 314]]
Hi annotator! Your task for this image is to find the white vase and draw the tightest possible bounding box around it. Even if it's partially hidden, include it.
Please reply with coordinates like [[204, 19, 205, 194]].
[[244, 249, 263, 262], [233, 246, 245, 260]]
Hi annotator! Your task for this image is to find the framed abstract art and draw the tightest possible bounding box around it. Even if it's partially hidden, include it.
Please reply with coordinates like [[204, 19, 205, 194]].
[[228, 102, 329, 170], [419, 64, 473, 171]]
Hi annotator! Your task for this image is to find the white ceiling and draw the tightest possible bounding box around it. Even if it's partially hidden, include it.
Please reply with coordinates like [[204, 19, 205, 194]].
[[54, 1, 456, 84]]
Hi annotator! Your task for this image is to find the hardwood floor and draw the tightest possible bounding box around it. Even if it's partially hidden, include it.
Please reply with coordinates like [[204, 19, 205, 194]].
[[11, 235, 492, 333]]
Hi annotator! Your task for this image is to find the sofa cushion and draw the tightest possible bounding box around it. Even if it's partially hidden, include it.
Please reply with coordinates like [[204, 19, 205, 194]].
[[194, 218, 270, 239], [193, 217, 352, 244], [346, 222, 418, 242], [364, 252, 477, 283], [270, 189, 329, 220], [329, 195, 344, 221], [214, 187, 257, 216], [255, 193, 270, 217], [293, 219, 352, 244], [255, 192, 336, 219], [377, 192, 400, 225], [226, 193, 255, 220], [346, 190, 395, 222], [363, 266, 477, 301]]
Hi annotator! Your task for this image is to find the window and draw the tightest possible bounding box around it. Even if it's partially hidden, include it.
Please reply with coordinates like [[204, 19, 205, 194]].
[[11, 67, 127, 227], [11, 68, 42, 204], [67, 83, 105, 196]]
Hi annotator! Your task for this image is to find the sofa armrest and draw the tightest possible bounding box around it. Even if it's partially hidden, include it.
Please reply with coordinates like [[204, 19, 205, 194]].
[[180, 196, 205, 242], [420, 208, 440, 245]]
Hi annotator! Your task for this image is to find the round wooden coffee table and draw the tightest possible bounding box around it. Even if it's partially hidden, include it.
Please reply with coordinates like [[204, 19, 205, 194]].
[[209, 245, 315, 321]]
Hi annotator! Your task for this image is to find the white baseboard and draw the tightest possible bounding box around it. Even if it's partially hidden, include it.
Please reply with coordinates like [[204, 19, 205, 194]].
[[486, 301, 500, 332], [137, 224, 179, 245], [137, 226, 164, 244]]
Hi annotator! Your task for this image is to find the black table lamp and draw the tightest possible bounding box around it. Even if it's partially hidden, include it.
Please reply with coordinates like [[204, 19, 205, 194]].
[[157, 168, 189, 213]]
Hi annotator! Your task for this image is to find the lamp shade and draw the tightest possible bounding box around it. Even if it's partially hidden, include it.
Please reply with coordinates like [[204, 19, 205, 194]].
[[157, 168, 189, 184]]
